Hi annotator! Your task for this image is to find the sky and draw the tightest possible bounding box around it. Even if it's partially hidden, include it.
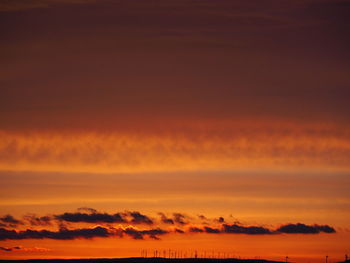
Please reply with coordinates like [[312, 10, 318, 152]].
[[0, 0, 350, 262]]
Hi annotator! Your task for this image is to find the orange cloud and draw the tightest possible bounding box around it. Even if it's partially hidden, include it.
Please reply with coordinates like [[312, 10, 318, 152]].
[[0, 245, 51, 252], [0, 120, 349, 174]]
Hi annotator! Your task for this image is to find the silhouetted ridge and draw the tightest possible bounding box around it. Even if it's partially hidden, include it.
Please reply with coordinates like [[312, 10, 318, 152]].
[[0, 257, 285, 263]]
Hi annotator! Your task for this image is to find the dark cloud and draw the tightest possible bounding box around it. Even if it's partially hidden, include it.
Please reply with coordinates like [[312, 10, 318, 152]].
[[23, 214, 52, 226], [204, 226, 220, 233], [0, 223, 168, 241], [123, 228, 143, 240], [158, 213, 174, 224], [0, 215, 22, 226], [190, 225, 266, 234], [0, 226, 110, 240], [217, 217, 225, 223], [174, 228, 184, 234], [315, 225, 336, 233], [277, 223, 336, 234], [128, 211, 153, 225], [222, 224, 272, 235], [0, 246, 13, 251], [0, 246, 21, 252], [189, 227, 204, 233], [173, 213, 187, 225], [56, 212, 126, 224], [123, 227, 168, 240], [142, 228, 168, 240], [0, 228, 17, 240], [0, 210, 337, 241]]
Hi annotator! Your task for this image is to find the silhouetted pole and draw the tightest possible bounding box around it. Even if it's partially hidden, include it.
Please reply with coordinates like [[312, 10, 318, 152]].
[[326, 255, 329, 263], [346, 254, 348, 262], [285, 256, 289, 263]]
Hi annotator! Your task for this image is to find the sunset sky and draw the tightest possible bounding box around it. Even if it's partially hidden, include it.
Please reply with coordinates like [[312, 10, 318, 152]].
[[0, 0, 350, 262]]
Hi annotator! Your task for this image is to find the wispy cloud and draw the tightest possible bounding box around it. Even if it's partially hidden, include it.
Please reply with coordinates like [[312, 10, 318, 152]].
[[23, 214, 51, 226], [0, 245, 50, 252], [1, 124, 348, 174]]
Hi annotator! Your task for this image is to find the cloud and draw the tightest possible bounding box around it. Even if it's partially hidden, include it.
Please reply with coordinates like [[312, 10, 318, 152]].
[[0, 226, 110, 240], [1, 125, 349, 174], [56, 212, 126, 223], [35, 209, 153, 225], [158, 213, 174, 224], [128, 211, 153, 225], [174, 228, 184, 234], [173, 213, 187, 225], [277, 223, 336, 234], [0, 245, 50, 252], [222, 224, 273, 235], [315, 225, 336, 233], [23, 214, 52, 226], [189, 227, 204, 233], [0, 225, 168, 241], [0, 246, 13, 251], [204, 226, 221, 233], [123, 228, 143, 240], [0, 210, 337, 241], [189, 224, 271, 235], [123, 227, 168, 240], [0, 215, 22, 225], [217, 217, 225, 223]]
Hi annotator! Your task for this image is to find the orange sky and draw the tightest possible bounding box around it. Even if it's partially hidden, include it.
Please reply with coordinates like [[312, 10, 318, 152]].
[[1, 0, 350, 262]]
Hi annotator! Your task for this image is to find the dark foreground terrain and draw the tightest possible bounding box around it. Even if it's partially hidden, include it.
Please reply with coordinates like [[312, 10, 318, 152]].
[[0, 258, 285, 263]]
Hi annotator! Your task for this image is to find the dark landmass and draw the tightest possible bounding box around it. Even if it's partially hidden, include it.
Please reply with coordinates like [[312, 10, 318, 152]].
[[0, 257, 285, 263]]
